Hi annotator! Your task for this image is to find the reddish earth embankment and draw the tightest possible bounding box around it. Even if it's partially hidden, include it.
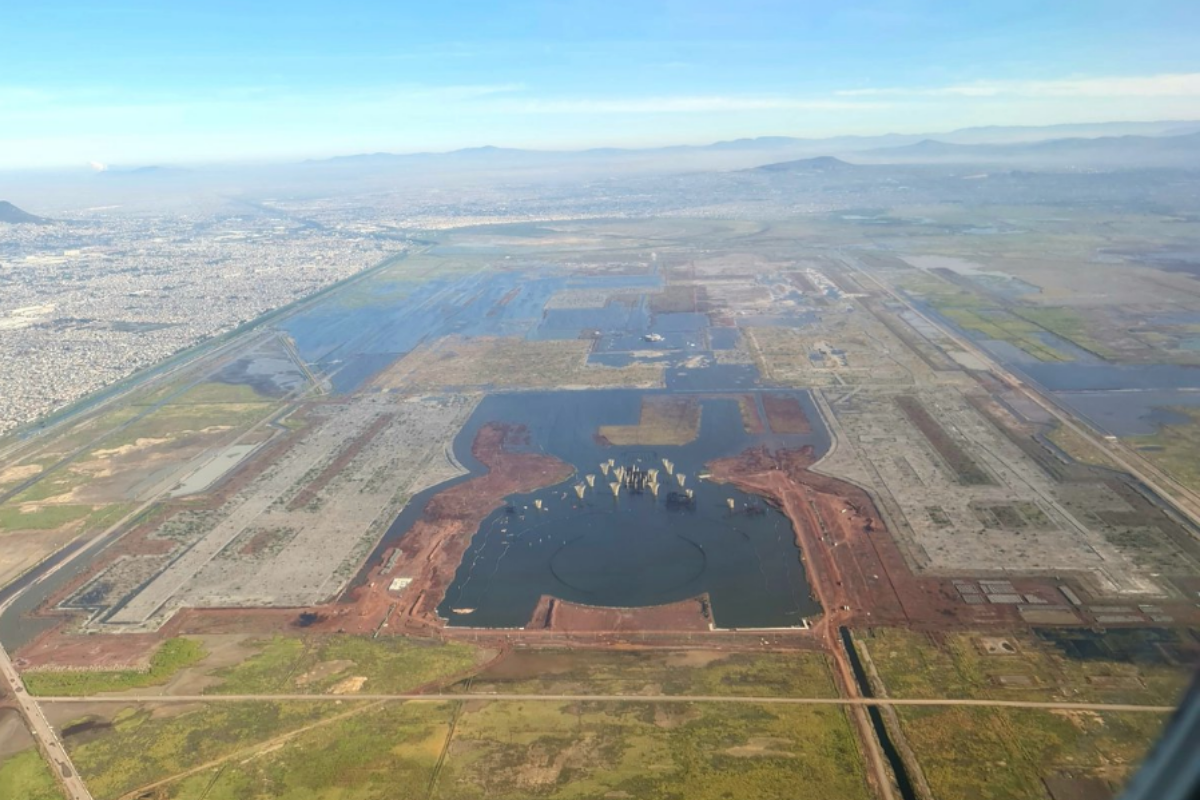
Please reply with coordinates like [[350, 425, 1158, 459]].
[[328, 422, 574, 636], [709, 445, 979, 635], [524, 595, 713, 633]]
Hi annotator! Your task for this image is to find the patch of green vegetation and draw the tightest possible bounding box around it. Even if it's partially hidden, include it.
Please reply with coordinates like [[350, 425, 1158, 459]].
[[439, 700, 870, 800], [1047, 423, 1124, 471], [24, 638, 208, 697], [36, 406, 143, 457], [150, 697, 871, 800], [862, 628, 1190, 706], [897, 705, 1164, 800], [900, 270, 1114, 363], [0, 503, 94, 532], [458, 649, 839, 698], [208, 635, 484, 695], [937, 305, 1069, 362], [95, 401, 275, 450], [0, 749, 66, 800], [1011, 306, 1120, 359], [599, 397, 701, 446], [1130, 407, 1200, 493], [8, 468, 91, 503], [67, 701, 347, 800], [162, 702, 451, 800], [151, 382, 271, 406], [80, 502, 135, 533]]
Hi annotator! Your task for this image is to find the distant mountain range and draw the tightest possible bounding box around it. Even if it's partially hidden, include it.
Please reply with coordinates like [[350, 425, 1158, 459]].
[[39, 119, 1200, 189], [0, 200, 49, 225], [300, 119, 1200, 170], [851, 130, 1200, 167]]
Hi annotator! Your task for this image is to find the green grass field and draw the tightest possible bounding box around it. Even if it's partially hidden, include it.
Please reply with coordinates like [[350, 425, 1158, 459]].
[[861, 628, 1190, 706], [1011, 306, 1120, 359], [897, 705, 1165, 800], [207, 635, 485, 695], [161, 702, 451, 800], [937, 306, 1070, 362], [442, 700, 870, 800], [143, 699, 870, 800], [456, 648, 840, 698], [66, 701, 351, 800], [0, 503, 94, 532], [24, 638, 207, 697], [1131, 407, 1200, 493], [0, 749, 66, 800]]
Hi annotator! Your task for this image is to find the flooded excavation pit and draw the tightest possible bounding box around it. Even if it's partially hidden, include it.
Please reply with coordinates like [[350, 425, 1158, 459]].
[[548, 517, 708, 596], [385, 390, 828, 630]]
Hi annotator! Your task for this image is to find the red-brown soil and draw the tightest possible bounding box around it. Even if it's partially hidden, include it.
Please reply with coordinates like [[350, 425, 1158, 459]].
[[709, 445, 1004, 636], [525, 595, 713, 633], [762, 394, 812, 434], [15, 631, 163, 670], [312, 422, 574, 637]]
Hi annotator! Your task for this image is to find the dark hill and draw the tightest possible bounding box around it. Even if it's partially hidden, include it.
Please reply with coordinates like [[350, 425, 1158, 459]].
[[0, 201, 49, 225], [754, 156, 856, 173]]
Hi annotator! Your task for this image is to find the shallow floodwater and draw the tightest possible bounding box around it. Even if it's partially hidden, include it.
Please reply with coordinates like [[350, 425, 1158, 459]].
[[425, 390, 826, 629], [912, 300, 1200, 435]]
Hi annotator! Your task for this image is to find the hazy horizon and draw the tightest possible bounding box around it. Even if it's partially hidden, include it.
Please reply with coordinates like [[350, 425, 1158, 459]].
[[6, 0, 1200, 169]]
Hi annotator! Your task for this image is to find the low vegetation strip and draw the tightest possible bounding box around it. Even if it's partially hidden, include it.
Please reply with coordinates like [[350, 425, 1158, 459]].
[[64, 701, 350, 800], [598, 396, 701, 445], [96, 700, 871, 800], [23, 637, 206, 697], [894, 395, 993, 485], [895, 705, 1166, 800], [206, 635, 484, 695], [762, 393, 812, 434], [0, 749, 66, 800]]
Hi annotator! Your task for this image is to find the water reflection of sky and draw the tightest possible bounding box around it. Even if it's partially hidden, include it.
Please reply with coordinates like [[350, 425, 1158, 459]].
[[911, 299, 1200, 436]]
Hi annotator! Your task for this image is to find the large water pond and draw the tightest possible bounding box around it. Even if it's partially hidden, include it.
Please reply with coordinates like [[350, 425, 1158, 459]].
[[387, 390, 826, 629]]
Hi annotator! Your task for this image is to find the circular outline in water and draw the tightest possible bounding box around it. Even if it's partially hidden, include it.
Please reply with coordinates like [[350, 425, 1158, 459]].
[[548, 530, 708, 598]]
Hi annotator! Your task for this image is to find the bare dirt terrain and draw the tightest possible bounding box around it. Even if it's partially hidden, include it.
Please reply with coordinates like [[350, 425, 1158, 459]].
[[525, 595, 713, 632], [709, 445, 995, 635], [324, 422, 574, 637]]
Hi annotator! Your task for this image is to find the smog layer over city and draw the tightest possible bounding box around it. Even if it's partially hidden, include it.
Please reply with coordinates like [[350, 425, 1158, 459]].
[[3, 4, 1200, 800]]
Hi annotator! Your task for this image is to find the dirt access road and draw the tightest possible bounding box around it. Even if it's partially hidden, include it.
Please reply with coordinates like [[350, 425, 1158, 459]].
[[36, 692, 1175, 713]]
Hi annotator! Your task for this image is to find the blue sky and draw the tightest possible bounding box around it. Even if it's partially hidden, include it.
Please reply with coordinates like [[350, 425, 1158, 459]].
[[5, 0, 1200, 168]]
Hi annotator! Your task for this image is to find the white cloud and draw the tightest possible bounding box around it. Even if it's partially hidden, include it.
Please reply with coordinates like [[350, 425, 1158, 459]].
[[838, 72, 1200, 99]]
